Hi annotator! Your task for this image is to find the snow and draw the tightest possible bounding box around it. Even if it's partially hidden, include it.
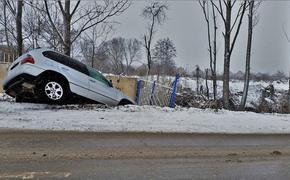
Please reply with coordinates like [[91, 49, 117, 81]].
[[179, 77, 289, 107], [0, 93, 14, 102], [1, 101, 290, 134], [1, 78, 289, 134]]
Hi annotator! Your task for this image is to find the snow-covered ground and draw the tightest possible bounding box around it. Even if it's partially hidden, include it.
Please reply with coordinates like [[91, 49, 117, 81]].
[[1, 100, 290, 134], [144, 75, 288, 108]]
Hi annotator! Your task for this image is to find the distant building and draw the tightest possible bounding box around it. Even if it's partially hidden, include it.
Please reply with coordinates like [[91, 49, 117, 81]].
[[0, 45, 17, 92], [0, 45, 17, 63]]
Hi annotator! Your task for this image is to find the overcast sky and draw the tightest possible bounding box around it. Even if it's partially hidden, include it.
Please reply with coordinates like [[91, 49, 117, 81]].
[[111, 1, 290, 74]]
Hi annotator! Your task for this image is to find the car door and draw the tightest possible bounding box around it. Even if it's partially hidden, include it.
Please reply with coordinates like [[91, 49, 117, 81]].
[[57, 56, 90, 93], [42, 51, 90, 97], [59, 63, 89, 90], [87, 67, 118, 105]]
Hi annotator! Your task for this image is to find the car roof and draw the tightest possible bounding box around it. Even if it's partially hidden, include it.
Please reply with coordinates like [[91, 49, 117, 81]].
[[29, 47, 54, 54]]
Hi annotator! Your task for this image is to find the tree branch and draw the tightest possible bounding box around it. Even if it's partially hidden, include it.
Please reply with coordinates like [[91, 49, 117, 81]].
[[283, 23, 290, 43], [230, 2, 246, 33], [44, 0, 65, 45], [70, 0, 81, 17], [230, 1, 247, 55], [71, 1, 129, 43], [211, 0, 225, 23], [57, 0, 66, 15]]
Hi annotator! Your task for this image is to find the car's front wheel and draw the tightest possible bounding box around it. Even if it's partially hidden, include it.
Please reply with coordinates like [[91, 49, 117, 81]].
[[40, 79, 68, 104]]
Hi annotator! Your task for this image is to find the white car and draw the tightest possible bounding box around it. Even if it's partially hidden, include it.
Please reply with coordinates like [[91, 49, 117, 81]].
[[3, 48, 134, 105]]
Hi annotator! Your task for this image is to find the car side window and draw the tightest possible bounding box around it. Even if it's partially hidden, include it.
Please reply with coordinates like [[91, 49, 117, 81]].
[[87, 67, 112, 87], [42, 51, 89, 75]]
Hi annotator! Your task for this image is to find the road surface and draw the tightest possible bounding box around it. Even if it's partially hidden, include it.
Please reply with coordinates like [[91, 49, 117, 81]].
[[1, 130, 290, 179]]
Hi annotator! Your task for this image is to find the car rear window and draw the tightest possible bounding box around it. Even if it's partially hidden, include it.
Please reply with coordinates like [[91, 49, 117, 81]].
[[42, 51, 89, 75]]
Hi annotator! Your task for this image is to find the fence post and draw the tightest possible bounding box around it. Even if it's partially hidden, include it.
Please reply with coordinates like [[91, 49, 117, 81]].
[[150, 81, 156, 105], [135, 80, 142, 105], [169, 74, 180, 108]]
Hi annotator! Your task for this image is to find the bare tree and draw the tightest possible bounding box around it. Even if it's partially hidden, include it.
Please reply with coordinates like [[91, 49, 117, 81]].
[[101, 37, 126, 74], [32, 2, 64, 51], [239, 1, 261, 110], [82, 39, 111, 72], [211, 0, 247, 109], [205, 68, 210, 99], [1, 1, 13, 48], [1, 1, 46, 54], [123, 39, 142, 75], [283, 23, 290, 113], [195, 65, 201, 94], [80, 24, 111, 68], [44, 0, 130, 56], [100, 37, 142, 75], [152, 37, 177, 77], [0, 0, 24, 55], [199, 0, 218, 101], [16, 0, 23, 55], [142, 2, 168, 76], [23, 1, 47, 50]]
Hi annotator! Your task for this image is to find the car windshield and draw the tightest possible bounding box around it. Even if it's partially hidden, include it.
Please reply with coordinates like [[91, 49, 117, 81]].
[[87, 66, 111, 87]]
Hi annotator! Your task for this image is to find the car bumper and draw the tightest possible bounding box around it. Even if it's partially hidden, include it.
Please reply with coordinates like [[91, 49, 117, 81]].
[[3, 64, 44, 88], [3, 73, 37, 97]]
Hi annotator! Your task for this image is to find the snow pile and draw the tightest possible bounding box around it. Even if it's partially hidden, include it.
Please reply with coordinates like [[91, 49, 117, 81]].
[[0, 93, 14, 102], [1, 101, 290, 133]]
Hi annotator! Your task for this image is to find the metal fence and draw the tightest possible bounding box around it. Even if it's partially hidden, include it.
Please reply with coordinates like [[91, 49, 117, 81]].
[[135, 74, 179, 107]]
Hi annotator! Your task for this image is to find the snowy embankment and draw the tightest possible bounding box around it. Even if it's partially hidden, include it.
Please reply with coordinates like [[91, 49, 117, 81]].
[[1, 100, 290, 134], [179, 77, 289, 105]]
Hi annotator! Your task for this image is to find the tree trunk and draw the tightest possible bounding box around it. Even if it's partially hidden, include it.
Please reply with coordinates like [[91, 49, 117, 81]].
[[240, 1, 254, 111], [288, 71, 290, 113], [91, 45, 95, 68], [147, 49, 151, 75], [212, 62, 217, 100], [3, 1, 10, 48], [205, 69, 210, 99], [145, 16, 155, 77], [223, 1, 232, 109], [16, 0, 23, 56], [196, 67, 200, 94], [212, 2, 217, 101], [63, 0, 71, 56], [200, 1, 217, 100]]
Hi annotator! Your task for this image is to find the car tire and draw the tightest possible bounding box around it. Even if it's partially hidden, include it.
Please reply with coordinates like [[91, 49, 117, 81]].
[[39, 78, 68, 104]]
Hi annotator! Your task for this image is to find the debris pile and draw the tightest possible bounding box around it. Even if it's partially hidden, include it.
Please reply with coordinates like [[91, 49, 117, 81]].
[[175, 88, 223, 110], [176, 83, 289, 113], [255, 85, 289, 113]]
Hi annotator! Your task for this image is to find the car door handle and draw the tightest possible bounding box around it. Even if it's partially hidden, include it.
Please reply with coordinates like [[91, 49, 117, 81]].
[[89, 79, 96, 83]]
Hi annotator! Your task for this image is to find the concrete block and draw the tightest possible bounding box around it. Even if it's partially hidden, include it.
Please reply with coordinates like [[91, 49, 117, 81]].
[[0, 63, 10, 93], [106, 75, 138, 102]]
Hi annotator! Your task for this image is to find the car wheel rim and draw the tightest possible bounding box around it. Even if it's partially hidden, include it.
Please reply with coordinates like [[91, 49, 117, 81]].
[[44, 82, 63, 100]]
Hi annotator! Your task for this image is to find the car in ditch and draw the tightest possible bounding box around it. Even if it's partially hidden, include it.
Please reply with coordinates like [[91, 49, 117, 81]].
[[2, 48, 134, 105]]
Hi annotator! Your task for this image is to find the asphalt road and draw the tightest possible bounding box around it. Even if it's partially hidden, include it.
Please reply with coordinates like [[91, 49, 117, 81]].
[[1, 130, 290, 179]]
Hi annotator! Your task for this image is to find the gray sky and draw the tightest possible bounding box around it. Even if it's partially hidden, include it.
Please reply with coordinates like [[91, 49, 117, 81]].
[[111, 1, 290, 74]]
